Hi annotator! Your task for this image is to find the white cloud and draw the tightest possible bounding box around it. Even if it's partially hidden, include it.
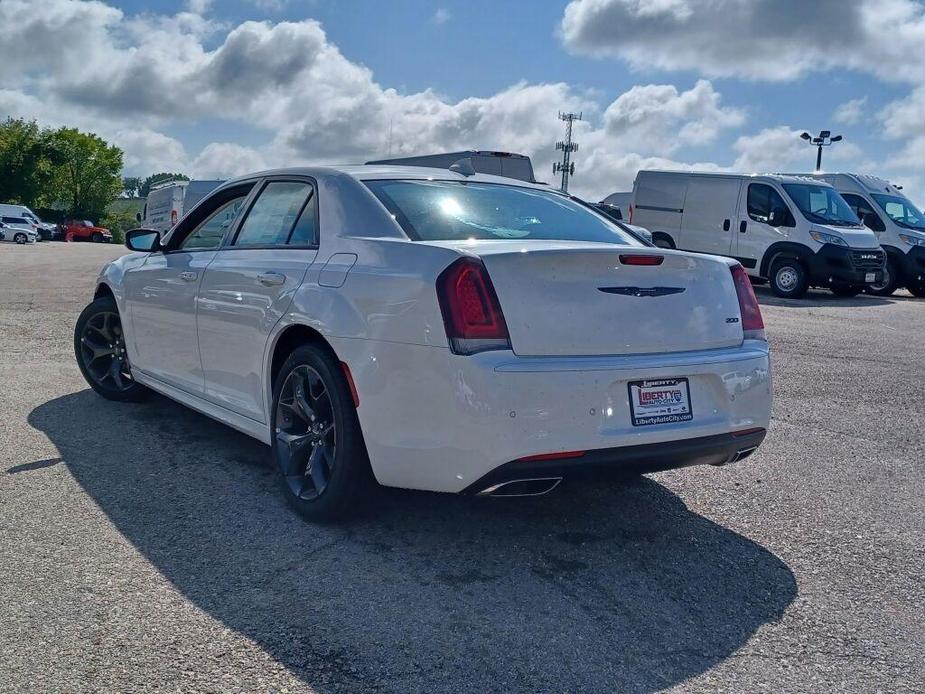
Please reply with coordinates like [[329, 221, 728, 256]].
[[560, 0, 925, 84], [191, 143, 269, 179], [833, 97, 868, 125], [186, 0, 212, 14], [432, 8, 451, 25]]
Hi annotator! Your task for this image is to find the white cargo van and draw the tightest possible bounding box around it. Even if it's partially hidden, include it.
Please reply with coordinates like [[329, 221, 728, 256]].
[[139, 180, 223, 232], [630, 171, 885, 298], [785, 173, 925, 297]]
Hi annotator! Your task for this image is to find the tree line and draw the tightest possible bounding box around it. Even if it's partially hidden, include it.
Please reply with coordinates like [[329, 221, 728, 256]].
[[0, 117, 189, 223]]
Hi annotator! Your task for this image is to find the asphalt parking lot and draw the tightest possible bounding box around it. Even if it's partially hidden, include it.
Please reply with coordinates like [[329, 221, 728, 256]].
[[1, 242, 923, 693]]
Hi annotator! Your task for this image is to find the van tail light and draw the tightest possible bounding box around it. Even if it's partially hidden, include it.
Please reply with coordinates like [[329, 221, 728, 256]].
[[730, 264, 765, 341], [170, 209, 178, 225], [437, 257, 511, 355], [628, 204, 634, 223]]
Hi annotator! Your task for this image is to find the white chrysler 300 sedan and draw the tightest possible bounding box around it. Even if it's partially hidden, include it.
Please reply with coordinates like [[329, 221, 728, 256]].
[[75, 166, 771, 520]]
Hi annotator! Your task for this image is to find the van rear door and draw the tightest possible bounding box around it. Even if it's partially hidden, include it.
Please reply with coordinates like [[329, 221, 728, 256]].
[[679, 176, 741, 256]]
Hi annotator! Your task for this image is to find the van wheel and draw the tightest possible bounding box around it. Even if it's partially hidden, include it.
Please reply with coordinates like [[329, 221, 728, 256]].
[[271, 345, 374, 522], [866, 257, 897, 296], [769, 258, 809, 298], [651, 233, 674, 249], [831, 285, 861, 298]]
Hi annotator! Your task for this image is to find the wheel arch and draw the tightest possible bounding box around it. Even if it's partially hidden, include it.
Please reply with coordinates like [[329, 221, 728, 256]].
[[759, 242, 814, 279], [94, 282, 115, 300], [650, 231, 676, 249], [267, 323, 340, 397]]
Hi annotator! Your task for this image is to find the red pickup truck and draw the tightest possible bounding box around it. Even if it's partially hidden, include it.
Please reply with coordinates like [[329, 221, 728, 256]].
[[60, 220, 112, 243]]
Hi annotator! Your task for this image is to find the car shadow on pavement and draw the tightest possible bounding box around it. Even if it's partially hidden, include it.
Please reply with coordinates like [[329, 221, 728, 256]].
[[30, 391, 796, 694], [753, 286, 894, 308]]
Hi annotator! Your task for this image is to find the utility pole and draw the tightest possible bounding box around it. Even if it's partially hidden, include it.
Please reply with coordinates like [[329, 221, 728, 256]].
[[554, 112, 581, 193], [800, 130, 842, 172]]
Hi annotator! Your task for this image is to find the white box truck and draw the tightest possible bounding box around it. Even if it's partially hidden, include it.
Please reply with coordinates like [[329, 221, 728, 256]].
[[139, 180, 224, 232], [630, 171, 886, 298], [784, 173, 925, 297]]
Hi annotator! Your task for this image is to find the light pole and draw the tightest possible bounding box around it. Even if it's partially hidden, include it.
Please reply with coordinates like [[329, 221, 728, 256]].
[[800, 130, 842, 172]]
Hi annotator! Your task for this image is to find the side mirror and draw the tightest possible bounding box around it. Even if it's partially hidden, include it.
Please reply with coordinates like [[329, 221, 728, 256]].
[[125, 228, 162, 252], [135, 212, 142, 223]]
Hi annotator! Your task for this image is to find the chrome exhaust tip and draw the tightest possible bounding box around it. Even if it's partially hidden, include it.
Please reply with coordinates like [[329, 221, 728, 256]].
[[477, 477, 563, 497]]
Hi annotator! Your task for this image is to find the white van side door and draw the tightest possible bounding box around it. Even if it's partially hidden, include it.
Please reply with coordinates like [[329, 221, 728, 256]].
[[678, 177, 741, 256], [736, 182, 797, 275]]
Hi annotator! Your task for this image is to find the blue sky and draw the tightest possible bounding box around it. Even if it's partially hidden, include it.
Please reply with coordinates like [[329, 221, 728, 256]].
[[3, 0, 924, 201]]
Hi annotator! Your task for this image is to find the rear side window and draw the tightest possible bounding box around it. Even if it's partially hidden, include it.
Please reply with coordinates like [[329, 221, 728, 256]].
[[747, 184, 794, 227], [842, 194, 885, 232], [365, 179, 642, 245], [234, 181, 315, 247]]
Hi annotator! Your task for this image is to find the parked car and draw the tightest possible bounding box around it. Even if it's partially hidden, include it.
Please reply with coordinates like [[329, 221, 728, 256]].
[[367, 151, 538, 183], [786, 173, 925, 298], [0, 219, 38, 244], [591, 202, 654, 244], [631, 171, 886, 298], [74, 166, 771, 521], [138, 179, 224, 232], [61, 220, 112, 243], [0, 204, 58, 239]]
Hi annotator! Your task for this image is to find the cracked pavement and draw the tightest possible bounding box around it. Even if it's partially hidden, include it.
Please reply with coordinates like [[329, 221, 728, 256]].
[[1, 243, 923, 692]]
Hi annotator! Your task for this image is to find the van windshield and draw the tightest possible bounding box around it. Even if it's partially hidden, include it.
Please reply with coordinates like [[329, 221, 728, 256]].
[[871, 194, 925, 230], [365, 180, 643, 245], [781, 184, 861, 227]]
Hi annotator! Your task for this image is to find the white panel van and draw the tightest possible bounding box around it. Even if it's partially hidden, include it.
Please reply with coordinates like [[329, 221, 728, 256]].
[[139, 180, 224, 232], [787, 173, 925, 297], [630, 171, 886, 298]]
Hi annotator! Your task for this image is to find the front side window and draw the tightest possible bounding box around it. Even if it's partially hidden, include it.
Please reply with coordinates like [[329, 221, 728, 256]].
[[747, 184, 794, 227], [842, 194, 885, 232], [180, 195, 249, 250], [871, 194, 925, 230], [364, 180, 643, 245], [782, 184, 861, 227], [234, 181, 315, 247]]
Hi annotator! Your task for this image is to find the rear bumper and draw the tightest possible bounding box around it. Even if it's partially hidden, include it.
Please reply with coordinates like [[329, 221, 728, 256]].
[[463, 428, 767, 494], [330, 337, 772, 493], [807, 244, 885, 287]]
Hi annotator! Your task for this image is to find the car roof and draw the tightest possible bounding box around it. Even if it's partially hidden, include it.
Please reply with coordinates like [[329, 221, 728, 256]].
[[221, 165, 556, 192]]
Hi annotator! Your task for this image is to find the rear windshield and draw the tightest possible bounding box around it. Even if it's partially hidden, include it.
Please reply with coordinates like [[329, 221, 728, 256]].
[[365, 180, 642, 245]]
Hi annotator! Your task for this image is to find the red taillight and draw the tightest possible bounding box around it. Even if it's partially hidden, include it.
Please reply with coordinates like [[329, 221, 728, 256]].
[[170, 209, 178, 225], [619, 254, 663, 266], [730, 264, 765, 340], [518, 450, 586, 463], [628, 204, 634, 223], [437, 258, 510, 355]]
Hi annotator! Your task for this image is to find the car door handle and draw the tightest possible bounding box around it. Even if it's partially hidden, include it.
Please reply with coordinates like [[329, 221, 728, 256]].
[[723, 219, 731, 231], [179, 271, 198, 282], [257, 272, 286, 286], [739, 220, 748, 233]]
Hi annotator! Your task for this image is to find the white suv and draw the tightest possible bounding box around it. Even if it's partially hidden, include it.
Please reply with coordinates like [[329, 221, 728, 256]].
[[75, 166, 771, 520]]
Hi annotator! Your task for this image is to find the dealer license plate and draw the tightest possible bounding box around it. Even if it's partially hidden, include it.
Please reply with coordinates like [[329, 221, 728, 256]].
[[628, 378, 693, 427]]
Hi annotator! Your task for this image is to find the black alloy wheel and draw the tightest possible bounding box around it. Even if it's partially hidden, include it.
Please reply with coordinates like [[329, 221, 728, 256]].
[[271, 344, 373, 521], [74, 296, 148, 401]]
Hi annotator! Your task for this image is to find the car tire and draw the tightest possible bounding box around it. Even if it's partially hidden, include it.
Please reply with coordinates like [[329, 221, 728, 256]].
[[831, 285, 862, 298], [867, 256, 898, 296], [271, 344, 374, 522], [91, 232, 104, 243], [651, 233, 675, 249], [74, 295, 149, 402], [14, 233, 27, 244], [769, 258, 809, 298]]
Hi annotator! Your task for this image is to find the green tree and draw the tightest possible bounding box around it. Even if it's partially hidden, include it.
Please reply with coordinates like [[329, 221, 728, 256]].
[[48, 128, 124, 221], [139, 172, 189, 198], [122, 176, 141, 198], [0, 118, 58, 206]]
